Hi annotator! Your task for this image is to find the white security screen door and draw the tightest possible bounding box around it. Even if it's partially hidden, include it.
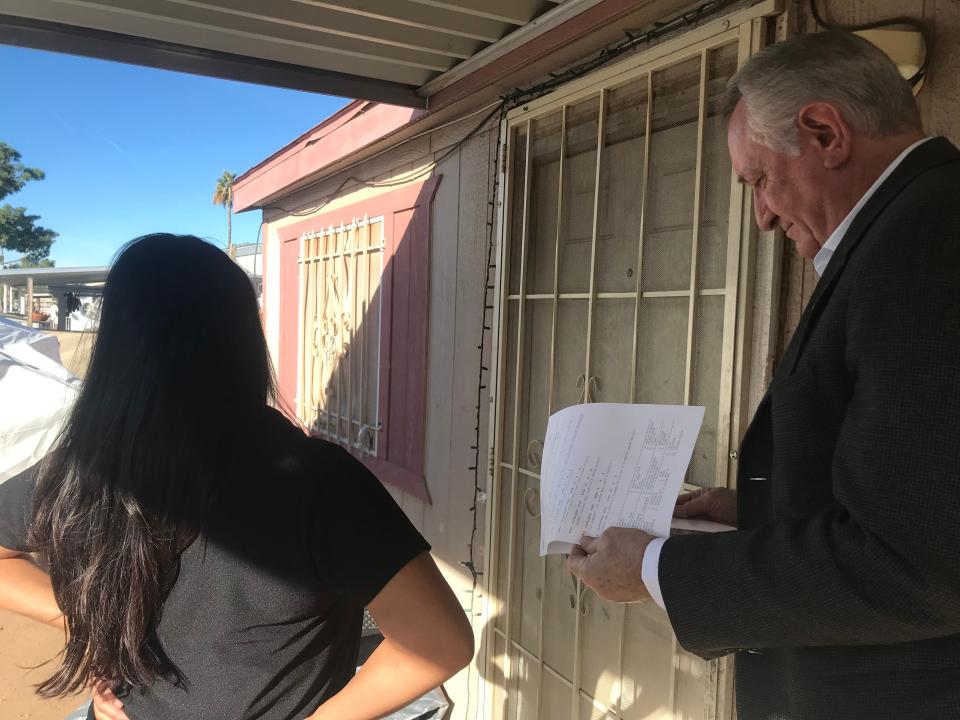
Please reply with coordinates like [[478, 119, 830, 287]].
[[486, 6, 775, 720]]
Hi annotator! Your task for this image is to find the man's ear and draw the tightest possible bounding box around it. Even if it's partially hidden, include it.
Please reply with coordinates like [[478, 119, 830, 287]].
[[796, 102, 852, 169]]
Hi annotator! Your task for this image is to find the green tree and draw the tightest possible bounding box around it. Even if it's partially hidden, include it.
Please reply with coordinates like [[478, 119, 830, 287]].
[[0, 142, 57, 265], [0, 142, 44, 198], [0, 206, 56, 264], [9, 256, 55, 269], [212, 171, 237, 257]]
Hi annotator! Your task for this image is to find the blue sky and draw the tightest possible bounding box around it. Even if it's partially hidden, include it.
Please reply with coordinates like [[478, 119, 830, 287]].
[[0, 45, 349, 267]]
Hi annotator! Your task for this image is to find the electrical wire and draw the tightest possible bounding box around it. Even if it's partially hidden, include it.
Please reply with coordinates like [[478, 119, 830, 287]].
[[503, 0, 741, 107], [461, 102, 506, 720], [808, 0, 932, 87], [265, 101, 503, 217]]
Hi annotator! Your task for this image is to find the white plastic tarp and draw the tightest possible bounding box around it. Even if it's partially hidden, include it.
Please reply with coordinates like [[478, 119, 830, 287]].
[[0, 317, 80, 483]]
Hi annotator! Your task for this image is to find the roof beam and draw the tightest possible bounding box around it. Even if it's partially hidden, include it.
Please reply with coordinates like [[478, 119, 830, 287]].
[[161, 0, 483, 59], [419, 0, 606, 97], [0, 13, 428, 106], [38, 0, 456, 72], [2, 0, 437, 84], [405, 0, 544, 26], [292, 0, 511, 44]]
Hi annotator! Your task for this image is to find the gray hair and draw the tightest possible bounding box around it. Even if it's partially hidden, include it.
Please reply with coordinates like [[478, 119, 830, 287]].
[[723, 32, 922, 155]]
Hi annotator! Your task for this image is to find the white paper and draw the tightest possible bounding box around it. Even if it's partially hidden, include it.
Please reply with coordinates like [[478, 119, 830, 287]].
[[669, 518, 736, 534], [540, 403, 706, 555]]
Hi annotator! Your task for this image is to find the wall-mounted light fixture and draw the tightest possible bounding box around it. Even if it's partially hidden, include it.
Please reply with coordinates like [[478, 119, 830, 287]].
[[810, 0, 932, 95], [856, 29, 927, 95]]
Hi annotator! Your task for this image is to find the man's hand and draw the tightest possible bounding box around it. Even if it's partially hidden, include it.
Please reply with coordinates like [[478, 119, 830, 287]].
[[90, 680, 129, 720], [566, 528, 653, 603], [673, 487, 737, 527]]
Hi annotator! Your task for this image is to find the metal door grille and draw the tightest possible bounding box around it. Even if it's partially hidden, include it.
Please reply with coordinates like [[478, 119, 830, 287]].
[[485, 7, 774, 719]]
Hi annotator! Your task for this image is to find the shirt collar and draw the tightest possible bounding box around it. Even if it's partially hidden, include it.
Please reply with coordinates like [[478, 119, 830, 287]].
[[813, 137, 933, 277]]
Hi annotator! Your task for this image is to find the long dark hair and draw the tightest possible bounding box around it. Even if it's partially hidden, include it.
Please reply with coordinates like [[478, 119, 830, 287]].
[[29, 234, 276, 696]]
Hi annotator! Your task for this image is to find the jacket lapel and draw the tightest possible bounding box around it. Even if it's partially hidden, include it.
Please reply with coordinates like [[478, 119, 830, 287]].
[[779, 137, 960, 377]]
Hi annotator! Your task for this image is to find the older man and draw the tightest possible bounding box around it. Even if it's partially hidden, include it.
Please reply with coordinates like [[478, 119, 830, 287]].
[[567, 32, 960, 719]]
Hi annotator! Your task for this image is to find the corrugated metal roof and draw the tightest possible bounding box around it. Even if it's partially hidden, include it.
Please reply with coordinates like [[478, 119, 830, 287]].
[[0, 0, 574, 106]]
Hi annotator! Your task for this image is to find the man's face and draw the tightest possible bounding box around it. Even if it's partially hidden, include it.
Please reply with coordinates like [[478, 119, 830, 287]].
[[727, 100, 826, 259]]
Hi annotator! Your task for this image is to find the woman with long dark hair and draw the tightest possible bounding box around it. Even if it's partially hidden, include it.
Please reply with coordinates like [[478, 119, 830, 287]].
[[0, 234, 473, 720]]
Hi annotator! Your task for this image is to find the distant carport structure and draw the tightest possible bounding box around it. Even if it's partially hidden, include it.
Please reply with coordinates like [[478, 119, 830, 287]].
[[0, 266, 109, 330]]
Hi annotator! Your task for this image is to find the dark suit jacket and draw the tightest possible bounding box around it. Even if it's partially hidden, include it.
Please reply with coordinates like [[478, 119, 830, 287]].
[[658, 137, 960, 719]]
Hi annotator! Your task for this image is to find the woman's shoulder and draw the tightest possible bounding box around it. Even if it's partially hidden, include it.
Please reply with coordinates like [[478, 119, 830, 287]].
[[256, 407, 361, 480]]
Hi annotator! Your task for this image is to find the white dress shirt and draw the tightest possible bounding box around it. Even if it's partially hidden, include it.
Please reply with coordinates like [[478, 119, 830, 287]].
[[641, 136, 932, 611]]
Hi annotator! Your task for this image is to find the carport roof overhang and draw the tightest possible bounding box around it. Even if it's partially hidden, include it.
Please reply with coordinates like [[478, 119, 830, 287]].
[[0, 0, 591, 107], [0, 266, 110, 288]]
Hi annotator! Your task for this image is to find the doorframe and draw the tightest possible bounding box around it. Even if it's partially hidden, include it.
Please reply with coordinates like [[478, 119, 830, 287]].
[[479, 3, 784, 719]]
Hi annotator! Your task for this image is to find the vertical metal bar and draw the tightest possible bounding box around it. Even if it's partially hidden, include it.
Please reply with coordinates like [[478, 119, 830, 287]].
[[537, 103, 567, 720], [326, 229, 336, 441], [672, 50, 709, 720], [336, 227, 346, 444], [718, 34, 750, 488], [621, 71, 654, 720], [629, 73, 654, 404], [582, 89, 607, 390], [683, 51, 709, 407], [484, 115, 513, 720], [323, 232, 333, 441], [573, 89, 607, 720], [350, 221, 359, 450], [343, 223, 353, 450], [373, 223, 384, 456], [310, 234, 320, 427], [359, 219, 369, 454], [725, 15, 767, 492], [504, 121, 534, 718], [297, 235, 308, 423], [308, 233, 322, 423], [25, 276, 32, 328]]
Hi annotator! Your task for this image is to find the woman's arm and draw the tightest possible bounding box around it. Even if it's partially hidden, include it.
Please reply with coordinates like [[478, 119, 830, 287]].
[[0, 544, 65, 630], [0, 546, 129, 720], [308, 551, 474, 720]]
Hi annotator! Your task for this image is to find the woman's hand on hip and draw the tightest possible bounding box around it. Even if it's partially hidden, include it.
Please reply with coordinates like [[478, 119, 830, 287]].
[[90, 680, 129, 720]]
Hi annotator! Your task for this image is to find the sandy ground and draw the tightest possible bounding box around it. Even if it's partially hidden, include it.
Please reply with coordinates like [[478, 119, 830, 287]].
[[48, 331, 95, 379], [0, 610, 85, 719], [1, 331, 93, 718]]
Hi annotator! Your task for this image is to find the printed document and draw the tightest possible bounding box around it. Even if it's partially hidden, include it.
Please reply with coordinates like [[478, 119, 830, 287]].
[[540, 403, 728, 555]]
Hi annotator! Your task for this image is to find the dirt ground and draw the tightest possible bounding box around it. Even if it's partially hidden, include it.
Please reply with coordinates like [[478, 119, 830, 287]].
[[48, 331, 95, 379], [0, 610, 85, 719], [1, 330, 93, 718]]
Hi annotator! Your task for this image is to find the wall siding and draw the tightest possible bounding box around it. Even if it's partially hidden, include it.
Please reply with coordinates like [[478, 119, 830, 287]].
[[256, 4, 960, 717], [261, 115, 497, 720]]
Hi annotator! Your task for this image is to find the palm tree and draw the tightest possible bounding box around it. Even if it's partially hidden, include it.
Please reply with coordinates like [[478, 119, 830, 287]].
[[213, 171, 237, 257]]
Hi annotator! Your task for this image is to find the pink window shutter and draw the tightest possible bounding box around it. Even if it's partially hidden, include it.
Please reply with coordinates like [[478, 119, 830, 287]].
[[276, 177, 440, 501], [365, 177, 440, 502]]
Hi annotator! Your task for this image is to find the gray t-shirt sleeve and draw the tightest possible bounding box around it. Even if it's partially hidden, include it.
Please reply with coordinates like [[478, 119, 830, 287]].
[[0, 466, 37, 552]]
